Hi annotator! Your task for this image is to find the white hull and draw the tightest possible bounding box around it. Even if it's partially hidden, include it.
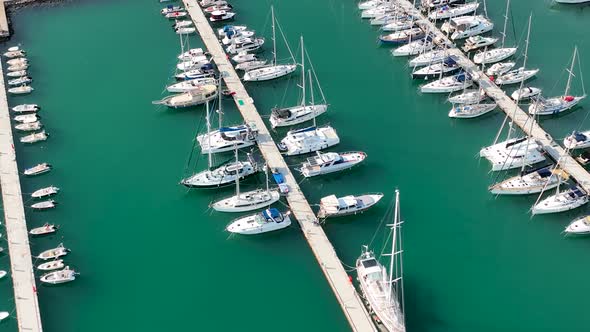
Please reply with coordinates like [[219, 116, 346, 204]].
[[448, 103, 496, 118], [489, 168, 563, 195], [528, 95, 586, 115], [278, 126, 340, 156], [300, 151, 367, 178], [269, 104, 328, 128], [532, 188, 588, 215], [226, 209, 291, 235], [181, 161, 256, 188], [243, 64, 297, 82], [565, 216, 590, 236], [473, 47, 518, 65], [212, 189, 280, 212]]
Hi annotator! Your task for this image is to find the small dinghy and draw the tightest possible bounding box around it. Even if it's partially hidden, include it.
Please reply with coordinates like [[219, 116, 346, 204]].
[[7, 57, 28, 66], [166, 77, 217, 93], [15, 121, 43, 132], [511, 87, 541, 101], [40, 266, 77, 285], [8, 85, 34, 95], [14, 113, 39, 123], [31, 199, 57, 210], [4, 49, 25, 58], [36, 243, 69, 260], [8, 76, 32, 86], [29, 223, 57, 236], [209, 10, 235, 22], [0, 270, 6, 279], [32, 186, 60, 199], [226, 208, 292, 235], [0, 312, 8, 322], [12, 103, 40, 113], [173, 20, 193, 29], [448, 89, 486, 104], [300, 151, 367, 178], [8, 63, 29, 71], [165, 11, 187, 19], [235, 60, 268, 71], [317, 193, 384, 219], [24, 162, 52, 176], [177, 48, 205, 61], [37, 259, 65, 271], [7, 69, 27, 77], [448, 103, 497, 119], [20, 130, 48, 144], [176, 27, 196, 35]]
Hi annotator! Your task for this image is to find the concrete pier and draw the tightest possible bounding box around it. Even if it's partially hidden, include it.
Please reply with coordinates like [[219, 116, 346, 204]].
[[397, 0, 590, 193], [0, 2, 9, 37], [0, 64, 43, 329], [181, 1, 377, 331]]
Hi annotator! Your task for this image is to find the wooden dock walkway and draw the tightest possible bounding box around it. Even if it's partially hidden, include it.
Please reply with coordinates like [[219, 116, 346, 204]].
[[397, 0, 590, 192], [0, 61, 43, 329], [181, 1, 377, 331]]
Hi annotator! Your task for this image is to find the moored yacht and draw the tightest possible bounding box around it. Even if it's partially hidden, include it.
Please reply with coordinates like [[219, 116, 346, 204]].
[[181, 159, 258, 188], [36, 243, 69, 260], [462, 36, 498, 52], [317, 193, 383, 219], [381, 18, 415, 32], [480, 137, 545, 171], [532, 186, 588, 215], [420, 72, 472, 93], [24, 162, 52, 176], [226, 208, 291, 235], [473, 47, 517, 65], [31, 186, 60, 199], [277, 125, 340, 156], [197, 122, 259, 154], [300, 151, 367, 178], [226, 38, 265, 54], [495, 67, 539, 85], [489, 166, 565, 195], [31, 199, 57, 210], [511, 86, 541, 101], [412, 57, 460, 80], [448, 89, 486, 104], [379, 28, 424, 45], [40, 266, 77, 284], [428, 2, 479, 20], [153, 84, 218, 108], [485, 62, 515, 76], [564, 131, 590, 150], [441, 15, 493, 40], [12, 103, 39, 113], [392, 38, 434, 57], [564, 216, 590, 236], [37, 259, 65, 271], [29, 223, 57, 236], [408, 49, 447, 67], [166, 77, 217, 93], [448, 103, 496, 118]]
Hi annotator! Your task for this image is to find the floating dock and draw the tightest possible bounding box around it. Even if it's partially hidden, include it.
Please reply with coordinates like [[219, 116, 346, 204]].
[[181, 1, 377, 331], [0, 64, 44, 329], [397, 0, 590, 193]]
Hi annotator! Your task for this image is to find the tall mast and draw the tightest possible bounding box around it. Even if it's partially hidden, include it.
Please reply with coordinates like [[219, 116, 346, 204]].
[[234, 146, 240, 197], [309, 70, 316, 128], [501, 0, 510, 47], [217, 78, 223, 129], [205, 101, 212, 169], [271, 6, 277, 66], [264, 163, 269, 193], [565, 46, 577, 97], [300, 36, 306, 107], [518, 14, 532, 174], [387, 189, 400, 304]]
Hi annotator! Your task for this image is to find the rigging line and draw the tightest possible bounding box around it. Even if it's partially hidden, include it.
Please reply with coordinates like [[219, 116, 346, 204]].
[[182, 111, 205, 178], [274, 15, 297, 64], [510, 5, 517, 45], [578, 48, 586, 95], [304, 47, 327, 104], [368, 197, 395, 249]]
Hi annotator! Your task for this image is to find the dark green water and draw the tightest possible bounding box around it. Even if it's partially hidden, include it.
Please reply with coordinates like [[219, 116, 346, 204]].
[[1, 0, 590, 331]]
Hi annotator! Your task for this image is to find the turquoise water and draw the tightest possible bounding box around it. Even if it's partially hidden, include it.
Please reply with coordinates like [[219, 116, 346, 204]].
[[0, 0, 590, 331]]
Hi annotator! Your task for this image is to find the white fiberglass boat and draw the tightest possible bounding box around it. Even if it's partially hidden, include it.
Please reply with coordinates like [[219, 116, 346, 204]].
[[175, 27, 196, 35], [37, 259, 65, 271], [8, 63, 29, 71], [235, 60, 268, 71], [243, 64, 296, 82], [358, 0, 386, 10], [166, 77, 217, 93], [448, 89, 486, 104], [300, 151, 366, 178], [8, 85, 34, 95], [564, 216, 590, 236], [31, 199, 57, 210], [485, 62, 515, 76], [15, 121, 42, 132], [209, 10, 235, 22], [197, 123, 259, 154], [361, 5, 399, 19], [473, 47, 517, 65], [20, 130, 48, 144], [36, 243, 69, 260], [489, 166, 565, 195], [222, 31, 255, 45], [173, 20, 193, 30], [165, 11, 187, 19], [14, 113, 38, 123], [217, 24, 247, 38], [408, 49, 447, 67], [441, 15, 493, 40], [532, 186, 588, 215], [318, 193, 383, 219], [421, 72, 472, 93], [4, 49, 25, 58], [29, 223, 57, 236], [174, 64, 215, 80], [181, 160, 257, 188], [7, 69, 27, 77], [40, 266, 77, 284], [462, 36, 498, 52], [32, 186, 59, 199], [177, 48, 205, 61], [495, 68, 539, 85], [212, 188, 280, 212], [370, 12, 406, 25], [278, 125, 340, 156], [153, 84, 218, 108], [0, 271, 6, 279], [0, 312, 8, 322], [480, 137, 545, 171], [511, 87, 541, 101], [204, 4, 233, 15], [8, 76, 32, 86], [161, 5, 183, 15], [226, 208, 291, 235], [428, 2, 479, 20], [200, 0, 228, 7], [412, 57, 460, 80], [226, 38, 265, 54], [231, 51, 257, 63], [176, 55, 210, 71], [448, 103, 496, 118], [564, 131, 590, 150], [7, 57, 28, 66], [12, 103, 39, 113], [392, 38, 434, 57], [24, 163, 52, 176], [381, 18, 415, 32]]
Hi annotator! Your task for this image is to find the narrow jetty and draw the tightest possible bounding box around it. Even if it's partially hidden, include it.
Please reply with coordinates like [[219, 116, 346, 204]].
[[397, 0, 590, 193], [181, 1, 377, 331], [0, 66, 43, 328], [0, 2, 9, 37]]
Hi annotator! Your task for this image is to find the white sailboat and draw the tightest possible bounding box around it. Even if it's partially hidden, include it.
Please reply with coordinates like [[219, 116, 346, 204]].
[[243, 7, 297, 82], [408, 48, 447, 67], [356, 189, 405, 332], [489, 166, 566, 195], [494, 17, 538, 86], [448, 88, 486, 104], [421, 72, 472, 93], [473, 0, 517, 65], [532, 185, 588, 215], [226, 208, 291, 235], [564, 216, 590, 236], [448, 103, 496, 118]]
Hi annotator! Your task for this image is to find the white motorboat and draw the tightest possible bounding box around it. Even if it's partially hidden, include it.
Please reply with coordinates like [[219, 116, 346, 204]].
[[226, 38, 265, 54], [8, 76, 32, 86], [564, 216, 590, 236], [300, 151, 367, 178], [381, 18, 415, 32], [174, 64, 215, 80], [449, 16, 493, 40], [153, 84, 218, 108], [36, 243, 69, 260], [392, 38, 434, 57], [428, 2, 479, 20], [217, 24, 247, 38], [24, 162, 52, 176], [14, 113, 38, 123], [564, 131, 590, 150], [8, 85, 34, 95], [412, 57, 460, 80], [20, 130, 48, 144], [197, 123, 259, 154], [318, 193, 383, 219], [532, 186, 588, 215], [29, 223, 57, 236], [555, 0, 590, 3], [358, 0, 386, 10], [361, 5, 399, 19], [181, 160, 257, 188], [485, 62, 515, 76], [231, 51, 257, 63], [235, 60, 268, 71], [176, 55, 210, 71], [278, 125, 340, 156], [161, 5, 183, 15], [480, 137, 546, 171], [356, 190, 405, 332], [203, 4, 233, 14], [37, 259, 65, 271], [0, 312, 8, 322], [8, 63, 29, 71], [12, 103, 39, 113], [200, 0, 228, 7], [370, 12, 406, 25], [7, 69, 27, 77], [408, 49, 447, 67], [173, 20, 193, 30], [40, 266, 77, 285], [473, 47, 517, 64], [209, 10, 236, 22], [15, 121, 42, 132], [495, 68, 539, 85], [176, 27, 196, 35], [31, 199, 57, 210], [7, 57, 28, 66], [4, 49, 25, 58], [462, 36, 498, 52], [448, 89, 486, 104], [0, 271, 6, 279], [420, 72, 472, 93], [511, 86, 541, 101], [166, 77, 217, 93], [222, 30, 255, 45], [32, 186, 60, 199], [489, 166, 565, 195], [448, 103, 496, 118], [177, 47, 205, 61], [226, 208, 291, 235], [165, 11, 187, 19]]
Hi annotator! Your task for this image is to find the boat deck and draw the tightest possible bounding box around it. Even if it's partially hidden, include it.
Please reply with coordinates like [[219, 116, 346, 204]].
[[182, 1, 376, 331], [397, 0, 590, 193], [0, 59, 43, 329]]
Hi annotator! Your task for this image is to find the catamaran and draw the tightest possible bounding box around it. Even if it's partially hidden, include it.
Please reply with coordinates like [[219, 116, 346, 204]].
[[317, 193, 383, 219], [226, 208, 291, 235], [356, 189, 405, 332], [243, 7, 296, 82], [489, 166, 566, 195], [299, 151, 367, 178], [532, 185, 588, 215]]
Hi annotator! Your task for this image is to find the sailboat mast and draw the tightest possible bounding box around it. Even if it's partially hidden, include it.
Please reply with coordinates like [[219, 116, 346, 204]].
[[518, 15, 532, 175], [501, 0, 510, 47], [265, 163, 269, 193], [271, 6, 277, 66], [309, 69, 316, 128], [565, 46, 577, 97], [301, 36, 306, 107], [234, 146, 240, 196], [217, 78, 223, 129], [388, 189, 400, 304], [206, 101, 212, 169]]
